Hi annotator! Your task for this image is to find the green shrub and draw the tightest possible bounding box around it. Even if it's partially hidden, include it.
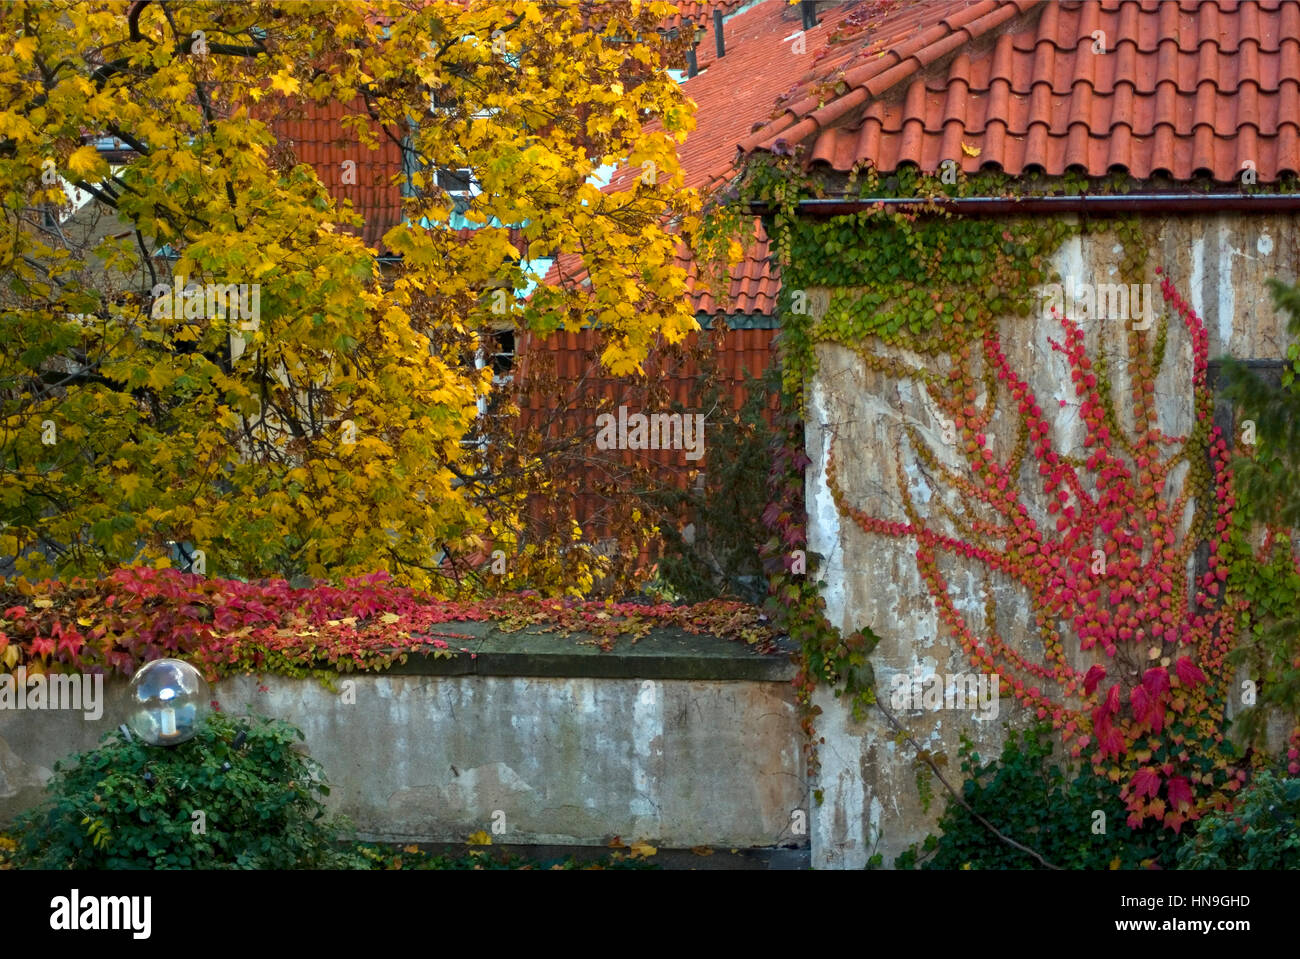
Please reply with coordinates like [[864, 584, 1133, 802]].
[[349, 843, 659, 870], [893, 723, 1186, 870], [11, 711, 353, 869], [1174, 769, 1300, 869]]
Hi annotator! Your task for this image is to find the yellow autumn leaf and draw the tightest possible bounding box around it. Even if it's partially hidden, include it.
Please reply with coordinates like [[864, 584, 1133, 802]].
[[960, 141, 981, 157], [466, 830, 492, 846], [269, 71, 300, 95], [380, 612, 401, 625], [66, 144, 103, 177], [12, 35, 37, 63], [0, 112, 35, 143], [628, 840, 657, 858], [146, 366, 173, 391]]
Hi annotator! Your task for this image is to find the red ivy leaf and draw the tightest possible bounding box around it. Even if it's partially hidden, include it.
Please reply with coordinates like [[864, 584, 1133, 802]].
[[1083, 664, 1106, 695], [1130, 685, 1151, 724], [1142, 666, 1170, 697], [1166, 776, 1193, 811], [1174, 656, 1206, 687], [1132, 766, 1161, 799], [1095, 718, 1125, 759]]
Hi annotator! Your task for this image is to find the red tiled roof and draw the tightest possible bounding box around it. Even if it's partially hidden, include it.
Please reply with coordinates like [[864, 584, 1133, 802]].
[[745, 0, 1300, 185], [661, 0, 751, 32], [598, 0, 938, 315], [552, 0, 868, 316], [674, 0, 970, 194], [267, 96, 406, 252], [545, 228, 777, 318], [513, 324, 780, 541], [636, 0, 879, 194], [675, 0, 755, 69], [680, 231, 778, 315]]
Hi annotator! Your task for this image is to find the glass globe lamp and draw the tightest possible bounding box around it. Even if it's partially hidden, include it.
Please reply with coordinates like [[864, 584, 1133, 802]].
[[126, 658, 210, 746]]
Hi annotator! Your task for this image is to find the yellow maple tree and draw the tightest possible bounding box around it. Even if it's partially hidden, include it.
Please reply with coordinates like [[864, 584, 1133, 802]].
[[0, 0, 700, 592]]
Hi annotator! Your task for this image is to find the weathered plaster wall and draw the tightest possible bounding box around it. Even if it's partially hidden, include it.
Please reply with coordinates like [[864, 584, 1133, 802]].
[[1, 673, 804, 849], [807, 213, 1299, 868]]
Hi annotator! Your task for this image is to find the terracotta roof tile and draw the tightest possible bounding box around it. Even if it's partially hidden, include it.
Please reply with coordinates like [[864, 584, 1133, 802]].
[[681, 230, 780, 315], [265, 96, 406, 252], [512, 323, 779, 544], [660, 0, 751, 33], [744, 0, 1300, 184]]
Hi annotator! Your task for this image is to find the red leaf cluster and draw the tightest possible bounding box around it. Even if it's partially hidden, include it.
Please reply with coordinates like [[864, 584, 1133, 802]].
[[0, 567, 779, 681]]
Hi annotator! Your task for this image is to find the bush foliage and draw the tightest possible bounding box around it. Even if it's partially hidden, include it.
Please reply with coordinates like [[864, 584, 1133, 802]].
[[893, 724, 1187, 870], [11, 712, 349, 869]]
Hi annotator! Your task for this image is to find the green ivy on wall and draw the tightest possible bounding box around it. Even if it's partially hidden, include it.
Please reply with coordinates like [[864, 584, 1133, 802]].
[[750, 158, 1101, 782]]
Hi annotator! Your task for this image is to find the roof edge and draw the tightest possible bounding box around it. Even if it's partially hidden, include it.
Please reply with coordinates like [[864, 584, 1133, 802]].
[[751, 192, 1300, 218], [738, 0, 1042, 159]]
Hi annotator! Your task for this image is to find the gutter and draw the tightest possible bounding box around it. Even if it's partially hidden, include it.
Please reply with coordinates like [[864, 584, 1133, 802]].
[[750, 193, 1300, 218]]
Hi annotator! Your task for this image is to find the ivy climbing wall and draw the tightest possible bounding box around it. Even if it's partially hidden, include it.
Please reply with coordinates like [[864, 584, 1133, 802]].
[[801, 212, 1300, 868]]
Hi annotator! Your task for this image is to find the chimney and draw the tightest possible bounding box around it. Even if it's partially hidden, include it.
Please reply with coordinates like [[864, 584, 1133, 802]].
[[800, 1, 818, 31], [686, 45, 698, 78], [714, 7, 725, 58]]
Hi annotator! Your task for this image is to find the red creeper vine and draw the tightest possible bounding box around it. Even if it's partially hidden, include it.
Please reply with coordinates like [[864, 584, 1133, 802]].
[[826, 271, 1241, 831]]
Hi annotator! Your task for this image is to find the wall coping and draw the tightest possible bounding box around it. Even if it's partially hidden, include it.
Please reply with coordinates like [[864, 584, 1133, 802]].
[[385, 621, 797, 681]]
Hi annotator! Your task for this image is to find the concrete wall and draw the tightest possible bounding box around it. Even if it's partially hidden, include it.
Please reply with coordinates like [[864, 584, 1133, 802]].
[[1, 668, 805, 850], [806, 213, 1298, 868]]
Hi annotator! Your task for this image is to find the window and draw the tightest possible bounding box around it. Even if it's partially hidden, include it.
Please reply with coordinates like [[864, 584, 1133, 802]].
[[436, 166, 478, 215], [429, 87, 457, 115], [460, 329, 516, 453], [488, 329, 515, 383]]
